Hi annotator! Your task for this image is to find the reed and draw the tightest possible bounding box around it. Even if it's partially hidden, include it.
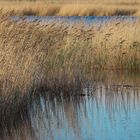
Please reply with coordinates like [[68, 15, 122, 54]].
[[0, 13, 139, 102]]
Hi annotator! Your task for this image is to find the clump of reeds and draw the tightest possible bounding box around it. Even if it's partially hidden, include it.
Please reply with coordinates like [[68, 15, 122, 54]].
[[0, 13, 139, 100]]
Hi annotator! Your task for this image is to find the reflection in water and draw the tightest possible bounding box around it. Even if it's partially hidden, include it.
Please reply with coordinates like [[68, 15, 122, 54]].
[[0, 70, 139, 140], [1, 81, 140, 140], [30, 86, 140, 140]]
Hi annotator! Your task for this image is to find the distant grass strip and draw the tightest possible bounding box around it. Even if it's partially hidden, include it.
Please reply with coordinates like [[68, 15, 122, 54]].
[[0, 1, 140, 16]]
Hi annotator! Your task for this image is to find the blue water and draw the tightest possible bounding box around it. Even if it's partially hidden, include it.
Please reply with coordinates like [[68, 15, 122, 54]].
[[12, 16, 139, 26], [2, 78, 140, 140], [29, 86, 140, 140]]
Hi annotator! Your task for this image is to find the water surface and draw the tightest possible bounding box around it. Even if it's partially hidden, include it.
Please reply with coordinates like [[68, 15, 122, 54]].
[[12, 16, 139, 26], [0, 71, 140, 140]]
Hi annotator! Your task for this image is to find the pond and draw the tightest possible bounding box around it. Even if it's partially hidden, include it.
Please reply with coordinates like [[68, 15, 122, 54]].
[[0, 71, 140, 140]]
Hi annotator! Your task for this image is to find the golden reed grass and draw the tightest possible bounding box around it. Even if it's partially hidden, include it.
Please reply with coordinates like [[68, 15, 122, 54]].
[[0, 12, 139, 100], [1, 0, 140, 16]]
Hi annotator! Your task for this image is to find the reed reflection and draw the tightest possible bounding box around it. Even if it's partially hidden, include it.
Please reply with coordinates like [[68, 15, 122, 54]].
[[29, 84, 140, 140], [0, 71, 140, 140]]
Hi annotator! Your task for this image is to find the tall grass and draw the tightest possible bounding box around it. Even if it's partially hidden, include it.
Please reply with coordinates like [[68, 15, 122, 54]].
[[0, 1, 140, 16], [0, 13, 139, 98]]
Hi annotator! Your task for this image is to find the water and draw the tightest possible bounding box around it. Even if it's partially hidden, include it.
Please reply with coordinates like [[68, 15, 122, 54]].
[[12, 16, 139, 26], [0, 71, 140, 140]]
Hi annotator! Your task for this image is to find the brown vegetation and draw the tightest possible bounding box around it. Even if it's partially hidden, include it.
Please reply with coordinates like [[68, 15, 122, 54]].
[[1, 0, 140, 16], [0, 13, 139, 99], [0, 0, 140, 132]]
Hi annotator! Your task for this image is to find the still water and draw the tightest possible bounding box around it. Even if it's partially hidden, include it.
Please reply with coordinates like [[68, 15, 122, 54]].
[[12, 16, 139, 26], [0, 72, 140, 140]]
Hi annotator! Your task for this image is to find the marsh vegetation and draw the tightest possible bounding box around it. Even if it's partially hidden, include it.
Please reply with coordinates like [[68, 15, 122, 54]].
[[0, 13, 139, 100], [1, 0, 140, 16], [0, 0, 140, 138]]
